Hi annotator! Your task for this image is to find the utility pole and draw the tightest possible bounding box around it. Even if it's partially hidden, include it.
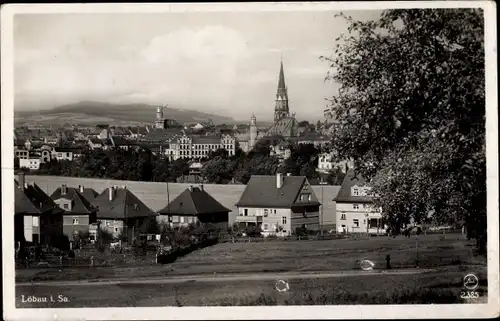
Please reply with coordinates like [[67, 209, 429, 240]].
[[321, 185, 324, 237]]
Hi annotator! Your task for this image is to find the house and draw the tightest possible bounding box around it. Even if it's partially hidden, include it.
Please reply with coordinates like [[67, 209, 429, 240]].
[[158, 185, 231, 229], [52, 147, 75, 161], [333, 170, 385, 235], [19, 155, 41, 170], [111, 135, 137, 151], [290, 132, 331, 149], [50, 184, 99, 242], [235, 173, 321, 237], [270, 142, 292, 160], [317, 153, 353, 174], [92, 186, 158, 240], [14, 174, 64, 245], [127, 126, 149, 139]]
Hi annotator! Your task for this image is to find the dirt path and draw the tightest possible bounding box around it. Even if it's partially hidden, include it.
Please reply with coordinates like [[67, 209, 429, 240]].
[[17, 268, 435, 287]]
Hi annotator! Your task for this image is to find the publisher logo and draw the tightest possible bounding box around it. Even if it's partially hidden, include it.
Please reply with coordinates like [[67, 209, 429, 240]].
[[275, 280, 290, 293], [463, 274, 479, 290]]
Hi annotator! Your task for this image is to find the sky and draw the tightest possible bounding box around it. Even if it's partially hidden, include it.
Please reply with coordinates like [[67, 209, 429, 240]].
[[14, 10, 382, 121]]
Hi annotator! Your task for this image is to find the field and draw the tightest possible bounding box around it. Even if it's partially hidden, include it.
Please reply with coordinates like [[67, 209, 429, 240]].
[[16, 234, 487, 306], [16, 233, 485, 282]]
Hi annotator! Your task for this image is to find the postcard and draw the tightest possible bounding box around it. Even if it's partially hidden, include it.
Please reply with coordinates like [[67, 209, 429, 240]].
[[2, 1, 498, 320]]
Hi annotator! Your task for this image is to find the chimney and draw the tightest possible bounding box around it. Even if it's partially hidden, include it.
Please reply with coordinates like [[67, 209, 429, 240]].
[[189, 185, 193, 192], [200, 184, 204, 191], [276, 173, 283, 189], [18, 173, 25, 190], [79, 185, 84, 193], [61, 184, 67, 195], [109, 186, 114, 201]]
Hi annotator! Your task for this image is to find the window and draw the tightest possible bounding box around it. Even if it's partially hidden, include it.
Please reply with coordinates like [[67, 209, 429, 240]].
[[180, 216, 185, 223], [114, 227, 119, 233], [353, 204, 360, 210], [32, 216, 39, 227], [308, 194, 312, 201], [299, 194, 304, 201], [63, 203, 69, 209], [168, 216, 173, 222], [341, 213, 346, 220], [66, 153, 70, 157], [244, 209, 248, 216], [187, 217, 193, 223], [72, 218, 79, 225], [106, 220, 112, 227], [263, 223, 269, 231], [353, 219, 360, 228], [282, 230, 287, 233], [353, 188, 359, 196], [274, 209, 277, 214], [282, 216, 287, 224], [264, 209, 269, 217]]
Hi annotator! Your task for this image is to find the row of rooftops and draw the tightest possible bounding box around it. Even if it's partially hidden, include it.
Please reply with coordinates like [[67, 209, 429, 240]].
[[14, 169, 369, 222]]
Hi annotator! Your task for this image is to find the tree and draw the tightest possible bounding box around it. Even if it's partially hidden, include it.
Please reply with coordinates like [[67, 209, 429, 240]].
[[323, 9, 486, 254], [201, 156, 237, 184]]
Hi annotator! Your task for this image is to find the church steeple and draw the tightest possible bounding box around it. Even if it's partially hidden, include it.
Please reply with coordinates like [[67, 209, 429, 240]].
[[274, 57, 290, 122]]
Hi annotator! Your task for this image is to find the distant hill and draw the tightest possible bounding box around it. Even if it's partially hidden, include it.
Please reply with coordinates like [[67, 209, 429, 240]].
[[14, 101, 238, 126]]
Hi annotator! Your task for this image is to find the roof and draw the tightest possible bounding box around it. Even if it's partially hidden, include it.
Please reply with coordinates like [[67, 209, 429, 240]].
[[333, 170, 373, 203], [92, 187, 158, 219], [50, 187, 97, 214], [191, 136, 222, 144], [15, 181, 62, 215], [129, 126, 149, 135], [54, 147, 80, 152], [111, 136, 130, 146], [81, 188, 99, 201], [235, 175, 321, 208], [158, 187, 231, 215]]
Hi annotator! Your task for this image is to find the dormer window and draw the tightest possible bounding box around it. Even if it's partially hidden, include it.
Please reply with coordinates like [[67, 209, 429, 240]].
[[353, 204, 360, 210], [353, 188, 359, 196]]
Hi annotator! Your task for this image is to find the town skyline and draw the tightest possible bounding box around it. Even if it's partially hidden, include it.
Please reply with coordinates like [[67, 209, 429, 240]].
[[14, 10, 382, 121]]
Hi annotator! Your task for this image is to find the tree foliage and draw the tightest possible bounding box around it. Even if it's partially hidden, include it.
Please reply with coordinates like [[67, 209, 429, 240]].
[[324, 9, 486, 253]]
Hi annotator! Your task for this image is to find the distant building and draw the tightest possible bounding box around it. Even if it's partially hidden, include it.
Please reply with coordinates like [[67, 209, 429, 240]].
[[333, 170, 385, 235], [235, 173, 321, 236], [171, 134, 236, 160], [19, 156, 41, 170], [317, 152, 353, 174], [158, 185, 231, 229]]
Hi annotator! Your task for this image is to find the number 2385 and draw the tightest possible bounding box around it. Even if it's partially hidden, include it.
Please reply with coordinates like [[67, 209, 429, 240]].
[[461, 291, 480, 299]]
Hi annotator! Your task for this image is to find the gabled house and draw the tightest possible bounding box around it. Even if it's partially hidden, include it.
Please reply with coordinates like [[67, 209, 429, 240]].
[[334, 170, 385, 235], [92, 186, 158, 240], [158, 185, 231, 229], [14, 174, 64, 245], [235, 173, 321, 236], [50, 184, 98, 241]]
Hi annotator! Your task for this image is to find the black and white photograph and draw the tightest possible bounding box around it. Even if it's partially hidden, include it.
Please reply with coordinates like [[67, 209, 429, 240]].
[[1, 2, 498, 320]]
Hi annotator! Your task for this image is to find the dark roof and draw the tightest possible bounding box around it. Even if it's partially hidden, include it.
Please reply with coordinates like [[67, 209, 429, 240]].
[[129, 127, 149, 135], [15, 181, 62, 215], [111, 136, 130, 146], [92, 187, 157, 219], [54, 147, 80, 152], [333, 170, 373, 203], [81, 187, 99, 201], [158, 187, 231, 215], [50, 187, 97, 214], [235, 175, 321, 208]]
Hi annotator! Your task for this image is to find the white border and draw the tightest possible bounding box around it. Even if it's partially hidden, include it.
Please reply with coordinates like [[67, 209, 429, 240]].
[[1, 2, 498, 320]]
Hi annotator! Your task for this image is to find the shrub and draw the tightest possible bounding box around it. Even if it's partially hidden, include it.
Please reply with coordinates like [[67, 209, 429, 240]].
[[245, 225, 262, 237]]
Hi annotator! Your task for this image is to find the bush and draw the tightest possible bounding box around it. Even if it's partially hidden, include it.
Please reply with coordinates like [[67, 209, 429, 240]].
[[245, 225, 262, 237]]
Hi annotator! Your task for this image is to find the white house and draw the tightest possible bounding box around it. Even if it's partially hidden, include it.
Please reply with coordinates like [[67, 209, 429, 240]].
[[19, 157, 41, 170], [235, 173, 321, 237], [317, 152, 353, 174], [334, 170, 386, 235]]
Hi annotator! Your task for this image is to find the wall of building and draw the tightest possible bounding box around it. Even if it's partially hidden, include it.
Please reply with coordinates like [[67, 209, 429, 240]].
[[291, 206, 320, 232], [336, 202, 382, 233], [62, 215, 90, 240], [18, 175, 340, 228]]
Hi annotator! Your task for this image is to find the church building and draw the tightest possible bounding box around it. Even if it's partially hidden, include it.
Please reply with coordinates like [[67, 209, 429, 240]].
[[265, 59, 300, 138]]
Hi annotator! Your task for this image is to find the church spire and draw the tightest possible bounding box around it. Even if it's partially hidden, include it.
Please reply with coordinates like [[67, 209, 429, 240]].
[[277, 58, 287, 99], [274, 57, 290, 122]]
